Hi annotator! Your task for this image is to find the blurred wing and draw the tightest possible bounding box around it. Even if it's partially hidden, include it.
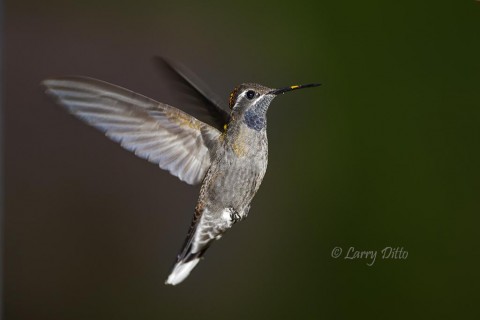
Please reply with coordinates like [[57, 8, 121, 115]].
[[154, 57, 230, 131], [42, 76, 222, 185]]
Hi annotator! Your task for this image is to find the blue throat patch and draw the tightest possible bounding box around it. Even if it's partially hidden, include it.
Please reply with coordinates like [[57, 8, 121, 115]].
[[244, 109, 266, 131]]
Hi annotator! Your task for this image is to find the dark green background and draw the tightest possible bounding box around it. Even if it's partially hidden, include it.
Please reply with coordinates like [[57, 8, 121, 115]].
[[5, 0, 480, 319]]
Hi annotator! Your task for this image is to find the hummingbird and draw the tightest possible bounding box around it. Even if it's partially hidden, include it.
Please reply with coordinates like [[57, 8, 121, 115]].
[[41, 58, 320, 285]]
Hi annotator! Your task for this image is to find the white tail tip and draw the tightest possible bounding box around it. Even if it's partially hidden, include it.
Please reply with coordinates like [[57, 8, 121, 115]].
[[165, 258, 200, 285]]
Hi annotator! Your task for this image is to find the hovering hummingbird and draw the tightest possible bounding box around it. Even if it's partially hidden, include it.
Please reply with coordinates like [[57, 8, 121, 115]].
[[42, 58, 320, 285]]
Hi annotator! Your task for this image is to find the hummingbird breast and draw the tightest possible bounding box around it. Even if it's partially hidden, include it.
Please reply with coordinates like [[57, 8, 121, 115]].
[[198, 128, 269, 222]]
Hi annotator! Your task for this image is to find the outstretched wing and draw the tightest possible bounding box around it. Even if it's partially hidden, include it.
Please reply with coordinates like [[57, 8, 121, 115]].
[[154, 57, 230, 131], [42, 76, 222, 185]]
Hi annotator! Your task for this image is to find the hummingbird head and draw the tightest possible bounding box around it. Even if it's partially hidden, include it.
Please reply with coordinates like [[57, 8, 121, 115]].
[[228, 82, 320, 131]]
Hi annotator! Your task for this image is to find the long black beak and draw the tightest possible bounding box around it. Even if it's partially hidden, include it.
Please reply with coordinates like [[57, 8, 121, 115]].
[[268, 83, 321, 95]]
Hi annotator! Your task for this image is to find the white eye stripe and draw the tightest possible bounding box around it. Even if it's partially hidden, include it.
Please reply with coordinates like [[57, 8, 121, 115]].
[[231, 89, 262, 109]]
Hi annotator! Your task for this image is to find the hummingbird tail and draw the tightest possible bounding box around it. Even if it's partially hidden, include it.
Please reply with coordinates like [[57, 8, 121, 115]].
[[165, 258, 201, 285], [165, 246, 210, 285], [165, 207, 216, 285]]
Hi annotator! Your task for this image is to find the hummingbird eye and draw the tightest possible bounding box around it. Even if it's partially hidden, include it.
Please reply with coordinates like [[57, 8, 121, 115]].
[[246, 90, 255, 100]]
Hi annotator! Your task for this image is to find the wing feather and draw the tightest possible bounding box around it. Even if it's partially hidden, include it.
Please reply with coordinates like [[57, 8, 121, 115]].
[[154, 57, 230, 131], [42, 76, 222, 185]]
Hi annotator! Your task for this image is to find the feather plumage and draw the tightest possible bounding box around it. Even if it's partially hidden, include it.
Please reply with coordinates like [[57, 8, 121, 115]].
[[42, 76, 221, 185]]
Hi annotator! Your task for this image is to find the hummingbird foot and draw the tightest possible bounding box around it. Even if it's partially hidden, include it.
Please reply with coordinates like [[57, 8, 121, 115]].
[[230, 211, 241, 224], [221, 207, 242, 226]]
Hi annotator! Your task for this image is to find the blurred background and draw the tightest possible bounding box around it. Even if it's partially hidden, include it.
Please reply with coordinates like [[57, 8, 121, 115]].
[[4, 0, 480, 319]]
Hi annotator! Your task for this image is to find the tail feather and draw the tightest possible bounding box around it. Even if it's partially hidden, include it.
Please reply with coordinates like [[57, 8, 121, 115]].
[[165, 244, 211, 285], [165, 208, 217, 285], [165, 258, 201, 285]]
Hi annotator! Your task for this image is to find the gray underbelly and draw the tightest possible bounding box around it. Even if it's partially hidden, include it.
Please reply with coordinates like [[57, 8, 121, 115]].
[[201, 155, 267, 214]]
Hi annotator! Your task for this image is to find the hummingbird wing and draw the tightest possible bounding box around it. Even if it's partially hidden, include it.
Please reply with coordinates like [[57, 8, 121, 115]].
[[154, 57, 230, 131], [42, 76, 222, 185]]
